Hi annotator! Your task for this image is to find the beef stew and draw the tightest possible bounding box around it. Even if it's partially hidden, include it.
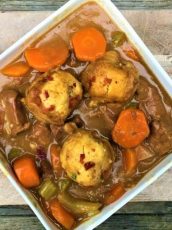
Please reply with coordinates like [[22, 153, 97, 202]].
[[0, 2, 172, 230]]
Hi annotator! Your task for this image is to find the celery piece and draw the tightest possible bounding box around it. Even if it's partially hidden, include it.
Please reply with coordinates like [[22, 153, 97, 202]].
[[38, 179, 58, 201], [112, 31, 126, 47], [58, 179, 71, 193], [58, 191, 102, 216], [125, 102, 139, 109], [8, 148, 22, 162]]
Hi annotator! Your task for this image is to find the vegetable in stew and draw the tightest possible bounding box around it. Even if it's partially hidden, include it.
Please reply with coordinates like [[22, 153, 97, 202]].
[[0, 2, 172, 230]]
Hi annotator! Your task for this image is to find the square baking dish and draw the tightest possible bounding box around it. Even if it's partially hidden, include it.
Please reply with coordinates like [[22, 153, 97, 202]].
[[0, 0, 172, 229]]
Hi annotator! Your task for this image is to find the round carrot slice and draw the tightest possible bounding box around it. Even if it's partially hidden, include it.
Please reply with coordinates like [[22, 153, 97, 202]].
[[25, 37, 69, 72], [112, 108, 150, 148], [1, 61, 30, 77], [72, 27, 106, 61]]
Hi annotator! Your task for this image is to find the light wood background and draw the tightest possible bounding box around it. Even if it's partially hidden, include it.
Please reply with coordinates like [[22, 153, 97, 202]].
[[0, 10, 172, 205]]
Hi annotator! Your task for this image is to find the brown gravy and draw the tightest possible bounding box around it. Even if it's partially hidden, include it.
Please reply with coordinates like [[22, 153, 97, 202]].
[[0, 2, 172, 229]]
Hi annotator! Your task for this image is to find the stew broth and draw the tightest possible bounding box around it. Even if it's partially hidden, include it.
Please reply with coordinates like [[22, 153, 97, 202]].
[[0, 2, 172, 229]]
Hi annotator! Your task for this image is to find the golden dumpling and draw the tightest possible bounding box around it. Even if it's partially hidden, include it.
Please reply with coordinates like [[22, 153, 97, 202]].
[[60, 130, 113, 187], [25, 70, 83, 125], [82, 51, 138, 103]]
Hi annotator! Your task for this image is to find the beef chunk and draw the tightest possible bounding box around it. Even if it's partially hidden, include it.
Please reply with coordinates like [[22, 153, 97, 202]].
[[40, 159, 54, 179], [69, 182, 110, 202], [147, 120, 172, 156], [134, 144, 155, 161], [0, 90, 30, 136], [75, 100, 123, 138], [136, 77, 172, 156], [50, 122, 77, 143], [50, 124, 63, 139], [28, 121, 53, 148], [136, 77, 167, 120]]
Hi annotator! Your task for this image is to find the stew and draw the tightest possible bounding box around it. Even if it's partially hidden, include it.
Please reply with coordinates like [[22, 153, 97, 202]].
[[0, 2, 172, 229]]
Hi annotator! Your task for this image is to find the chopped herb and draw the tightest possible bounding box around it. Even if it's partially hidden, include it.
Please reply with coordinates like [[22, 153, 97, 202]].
[[71, 173, 77, 181]]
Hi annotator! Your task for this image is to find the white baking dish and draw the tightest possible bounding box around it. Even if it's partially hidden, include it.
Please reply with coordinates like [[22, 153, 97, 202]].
[[0, 0, 172, 229]]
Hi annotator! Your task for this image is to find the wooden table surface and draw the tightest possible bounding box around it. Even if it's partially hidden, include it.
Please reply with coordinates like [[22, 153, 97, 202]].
[[0, 0, 172, 229]]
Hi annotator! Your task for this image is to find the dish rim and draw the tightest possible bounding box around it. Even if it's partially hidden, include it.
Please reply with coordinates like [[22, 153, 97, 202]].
[[0, 0, 172, 230]]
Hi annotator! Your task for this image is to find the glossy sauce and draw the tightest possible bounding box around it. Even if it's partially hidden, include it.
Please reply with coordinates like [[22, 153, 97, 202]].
[[0, 2, 172, 229]]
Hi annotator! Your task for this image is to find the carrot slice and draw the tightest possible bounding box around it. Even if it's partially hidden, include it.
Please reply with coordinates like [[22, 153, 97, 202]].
[[112, 108, 150, 148], [49, 199, 75, 230], [25, 37, 69, 72], [1, 61, 30, 77], [72, 27, 106, 61], [50, 144, 63, 176], [104, 183, 126, 205], [13, 156, 40, 188], [122, 149, 138, 176]]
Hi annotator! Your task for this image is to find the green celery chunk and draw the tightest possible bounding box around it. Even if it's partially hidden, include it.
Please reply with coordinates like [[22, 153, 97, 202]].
[[58, 191, 102, 216], [125, 102, 139, 109], [112, 31, 126, 47], [58, 179, 71, 193], [38, 179, 58, 201], [8, 148, 22, 162]]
